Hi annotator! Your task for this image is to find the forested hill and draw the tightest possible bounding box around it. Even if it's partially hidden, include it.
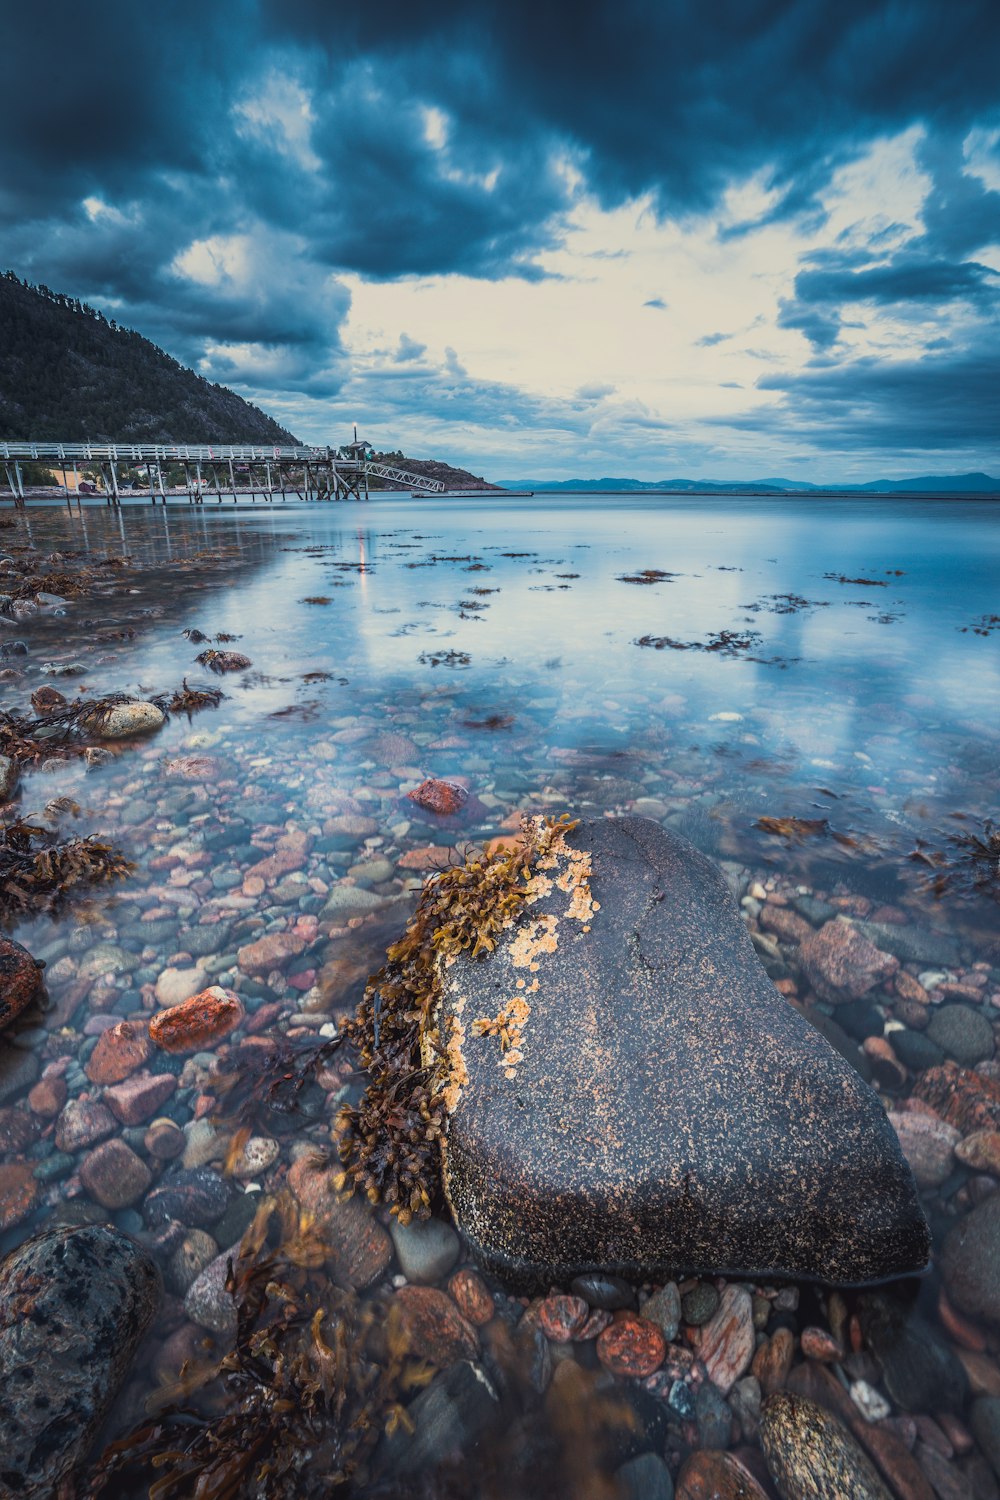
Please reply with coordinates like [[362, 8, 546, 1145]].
[[0, 273, 298, 445]]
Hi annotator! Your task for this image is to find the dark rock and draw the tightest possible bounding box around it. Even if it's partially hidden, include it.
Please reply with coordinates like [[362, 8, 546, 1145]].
[[927, 1006, 995, 1067], [801, 1004, 874, 1083], [184, 1245, 240, 1334], [837, 1000, 886, 1041], [892, 1028, 945, 1072], [858, 1293, 968, 1414], [855, 920, 961, 968], [389, 1214, 460, 1284], [0, 937, 43, 1033], [429, 818, 929, 1287], [616, 1452, 674, 1500], [0, 1224, 159, 1495], [570, 1272, 637, 1310], [642, 1281, 681, 1339], [970, 1399, 1000, 1482], [761, 1391, 894, 1499], [799, 921, 898, 1002], [378, 1359, 500, 1475], [696, 1380, 733, 1448], [942, 1196, 1000, 1325], [143, 1167, 233, 1229]]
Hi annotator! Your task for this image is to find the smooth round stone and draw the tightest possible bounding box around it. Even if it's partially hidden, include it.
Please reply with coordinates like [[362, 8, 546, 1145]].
[[942, 1194, 1000, 1324], [927, 1005, 995, 1066], [167, 1229, 219, 1296], [682, 1283, 720, 1326], [616, 1452, 674, 1500], [84, 700, 165, 739], [0, 1225, 160, 1495], [760, 1392, 893, 1499], [429, 818, 928, 1287], [184, 1246, 240, 1334], [641, 1281, 681, 1340], [389, 1215, 460, 1284], [571, 1272, 636, 1311], [891, 1028, 944, 1072]]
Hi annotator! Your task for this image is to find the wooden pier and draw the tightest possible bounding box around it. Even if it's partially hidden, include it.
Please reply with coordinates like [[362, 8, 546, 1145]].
[[0, 440, 446, 509]]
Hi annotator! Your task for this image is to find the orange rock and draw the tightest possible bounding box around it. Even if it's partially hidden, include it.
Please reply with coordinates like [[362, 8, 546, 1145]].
[[955, 1129, 1000, 1175], [675, 1449, 771, 1499], [699, 1286, 755, 1394], [28, 1076, 67, 1118], [397, 845, 458, 870], [957, 1349, 1000, 1396], [392, 1285, 479, 1366], [937, 1289, 988, 1352], [596, 1312, 666, 1377], [286, 1155, 392, 1289], [752, 1326, 795, 1393], [447, 1267, 495, 1326], [85, 1020, 152, 1084], [799, 1326, 843, 1362], [0, 1163, 37, 1232], [406, 778, 468, 816], [538, 1294, 589, 1342], [149, 987, 244, 1053], [237, 932, 306, 977]]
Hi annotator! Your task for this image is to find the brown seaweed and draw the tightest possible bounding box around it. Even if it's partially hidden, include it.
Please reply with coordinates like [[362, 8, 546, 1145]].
[[337, 816, 576, 1224], [0, 814, 133, 920]]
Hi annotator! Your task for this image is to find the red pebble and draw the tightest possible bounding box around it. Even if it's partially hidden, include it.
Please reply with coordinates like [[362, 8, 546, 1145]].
[[406, 778, 469, 816], [596, 1313, 666, 1377], [447, 1268, 495, 1327], [799, 1326, 843, 1362], [538, 1294, 590, 1342], [149, 986, 244, 1054]]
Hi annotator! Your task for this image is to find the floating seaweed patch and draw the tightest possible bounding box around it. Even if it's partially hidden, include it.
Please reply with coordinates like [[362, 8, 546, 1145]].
[[959, 613, 1000, 637], [910, 818, 1000, 903], [300, 595, 333, 605], [153, 680, 225, 717], [418, 649, 471, 668], [634, 628, 763, 655], [823, 573, 888, 586], [868, 611, 904, 624], [462, 714, 515, 730], [756, 815, 831, 840], [616, 568, 678, 584], [215, 632, 242, 642], [743, 593, 830, 614]]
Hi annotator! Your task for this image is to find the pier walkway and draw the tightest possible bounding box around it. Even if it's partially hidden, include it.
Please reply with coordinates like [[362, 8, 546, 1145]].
[[0, 440, 446, 508]]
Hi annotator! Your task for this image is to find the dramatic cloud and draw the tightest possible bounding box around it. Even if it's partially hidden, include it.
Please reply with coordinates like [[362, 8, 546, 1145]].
[[1, 1, 998, 476]]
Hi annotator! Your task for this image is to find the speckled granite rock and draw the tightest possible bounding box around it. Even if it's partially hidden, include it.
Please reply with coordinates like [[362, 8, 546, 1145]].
[[761, 1392, 893, 1499], [0, 1224, 160, 1496], [429, 817, 929, 1287], [0, 936, 43, 1033]]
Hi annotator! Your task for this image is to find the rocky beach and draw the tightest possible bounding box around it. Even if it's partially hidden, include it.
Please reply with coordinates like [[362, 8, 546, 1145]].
[[0, 493, 998, 1499]]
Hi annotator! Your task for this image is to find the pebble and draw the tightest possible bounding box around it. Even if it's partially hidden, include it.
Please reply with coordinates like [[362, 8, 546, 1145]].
[[389, 1215, 460, 1284], [154, 965, 208, 1008], [615, 1452, 675, 1500], [407, 778, 469, 815], [752, 1327, 795, 1395], [104, 1071, 177, 1125], [447, 1267, 494, 1326], [184, 1245, 240, 1334], [144, 1117, 186, 1159], [571, 1271, 637, 1311], [236, 931, 306, 976], [55, 1097, 117, 1152], [143, 1167, 232, 1228], [799, 920, 898, 1002], [79, 1138, 152, 1208], [927, 1005, 996, 1067], [956, 1130, 1000, 1174], [393, 1284, 479, 1366], [149, 986, 244, 1052], [538, 1294, 590, 1342], [595, 1312, 666, 1377], [85, 699, 165, 739], [887, 1109, 960, 1187], [799, 1326, 843, 1362], [230, 1134, 280, 1179], [699, 1286, 755, 1395], [681, 1281, 720, 1326], [942, 1194, 1000, 1324], [167, 1229, 219, 1296], [286, 1154, 392, 1289], [850, 1379, 892, 1422], [675, 1450, 770, 1500], [0, 1161, 37, 1231], [84, 1020, 152, 1085], [642, 1281, 681, 1340], [27, 1074, 67, 1117], [760, 1391, 894, 1499], [858, 1294, 968, 1414], [0, 936, 42, 1032]]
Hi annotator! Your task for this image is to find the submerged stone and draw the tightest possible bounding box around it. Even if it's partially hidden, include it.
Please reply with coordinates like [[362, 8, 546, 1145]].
[[0, 936, 43, 1033], [429, 817, 929, 1288], [0, 1224, 160, 1496]]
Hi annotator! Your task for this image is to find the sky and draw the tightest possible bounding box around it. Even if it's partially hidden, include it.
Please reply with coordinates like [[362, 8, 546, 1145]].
[[2, 1, 999, 481]]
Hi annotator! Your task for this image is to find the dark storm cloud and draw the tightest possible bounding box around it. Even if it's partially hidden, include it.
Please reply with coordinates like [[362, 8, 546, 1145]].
[[742, 345, 1000, 452]]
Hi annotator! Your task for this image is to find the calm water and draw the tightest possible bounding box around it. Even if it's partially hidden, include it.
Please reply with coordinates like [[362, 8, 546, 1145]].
[[2, 493, 999, 1493]]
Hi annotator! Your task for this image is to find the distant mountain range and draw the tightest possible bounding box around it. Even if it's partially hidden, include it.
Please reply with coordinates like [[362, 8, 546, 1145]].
[[0, 272, 297, 445], [497, 473, 1000, 494]]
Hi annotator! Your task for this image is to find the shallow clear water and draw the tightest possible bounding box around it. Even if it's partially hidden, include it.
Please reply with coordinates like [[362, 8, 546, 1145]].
[[2, 494, 999, 1494]]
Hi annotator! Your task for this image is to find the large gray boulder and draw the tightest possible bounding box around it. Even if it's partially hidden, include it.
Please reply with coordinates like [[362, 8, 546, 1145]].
[[430, 817, 929, 1288], [0, 1224, 160, 1495]]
